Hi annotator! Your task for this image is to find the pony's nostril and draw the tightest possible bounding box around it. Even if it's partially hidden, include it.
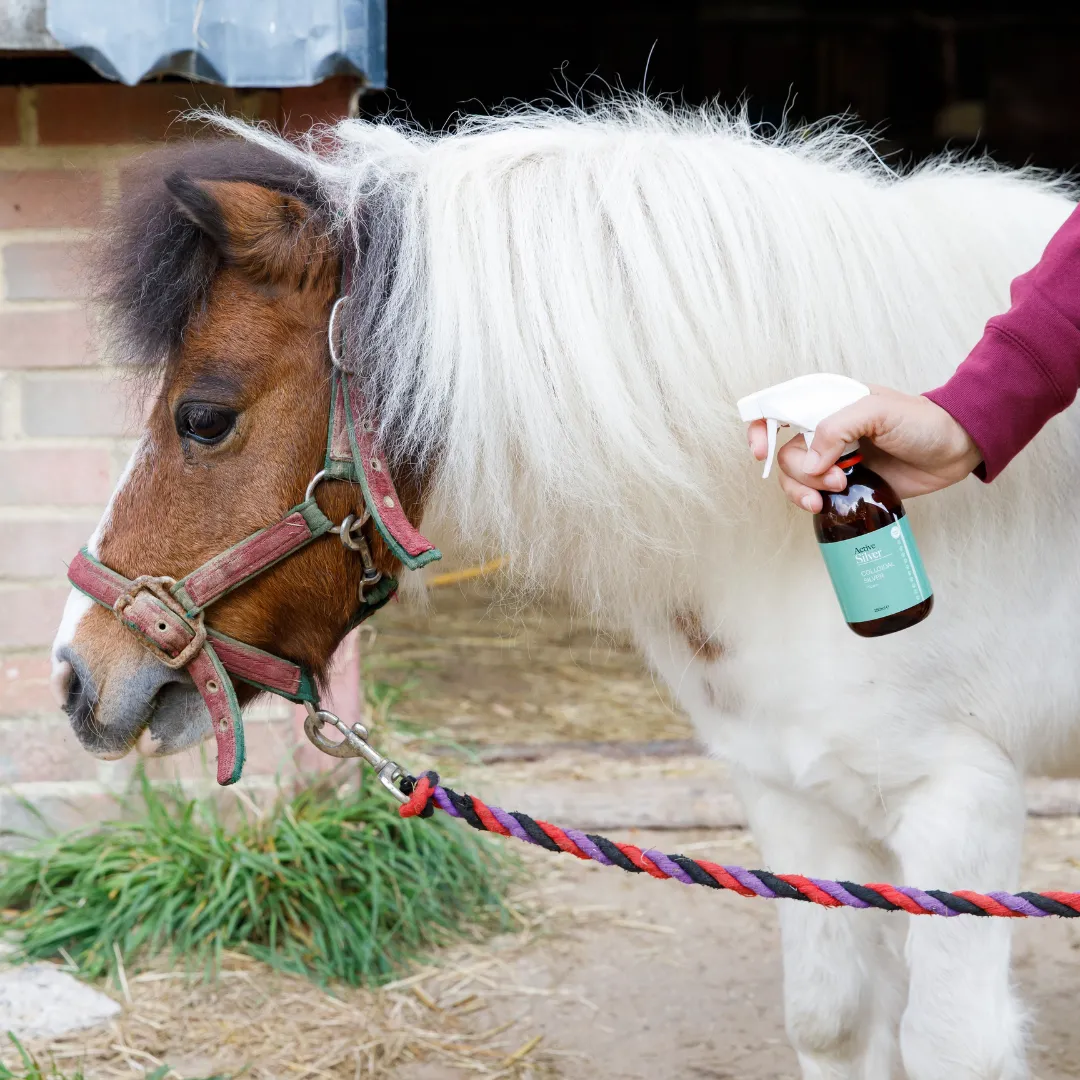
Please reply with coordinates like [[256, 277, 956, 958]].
[[57, 651, 100, 739], [65, 664, 94, 721]]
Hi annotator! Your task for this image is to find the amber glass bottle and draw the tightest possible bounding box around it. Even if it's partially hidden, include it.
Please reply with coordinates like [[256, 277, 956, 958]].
[[813, 452, 933, 637]]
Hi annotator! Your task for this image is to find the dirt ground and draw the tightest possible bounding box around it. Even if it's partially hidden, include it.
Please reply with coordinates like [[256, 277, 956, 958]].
[[13, 582, 1080, 1078], [389, 819, 1080, 1080]]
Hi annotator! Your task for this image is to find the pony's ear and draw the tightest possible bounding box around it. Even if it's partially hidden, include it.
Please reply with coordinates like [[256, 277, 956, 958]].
[[165, 172, 319, 286]]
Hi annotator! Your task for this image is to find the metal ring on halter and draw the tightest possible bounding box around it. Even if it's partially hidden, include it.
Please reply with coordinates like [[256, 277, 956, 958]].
[[306, 477, 373, 546], [333, 511, 372, 550], [327, 296, 349, 368], [303, 703, 408, 803], [330, 513, 382, 595], [302, 479, 382, 596], [304, 469, 327, 503]]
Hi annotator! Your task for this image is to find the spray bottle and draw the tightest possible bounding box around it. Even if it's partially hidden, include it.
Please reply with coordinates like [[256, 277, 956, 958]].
[[737, 374, 933, 637]]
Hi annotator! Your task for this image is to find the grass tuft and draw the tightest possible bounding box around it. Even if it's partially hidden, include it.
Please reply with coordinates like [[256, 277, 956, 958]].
[[0, 768, 515, 987]]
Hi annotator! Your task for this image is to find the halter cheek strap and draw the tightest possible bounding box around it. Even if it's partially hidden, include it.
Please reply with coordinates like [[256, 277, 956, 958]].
[[67, 350, 441, 785], [324, 369, 440, 570]]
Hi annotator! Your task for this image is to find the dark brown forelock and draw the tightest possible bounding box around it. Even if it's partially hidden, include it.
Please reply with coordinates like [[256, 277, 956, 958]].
[[95, 138, 325, 373]]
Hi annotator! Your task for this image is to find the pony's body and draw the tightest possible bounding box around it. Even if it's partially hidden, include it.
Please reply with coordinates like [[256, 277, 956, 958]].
[[53, 105, 1080, 1078]]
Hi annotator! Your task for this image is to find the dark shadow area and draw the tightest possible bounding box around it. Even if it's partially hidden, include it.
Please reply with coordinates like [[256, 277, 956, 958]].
[[367, 1, 1080, 171]]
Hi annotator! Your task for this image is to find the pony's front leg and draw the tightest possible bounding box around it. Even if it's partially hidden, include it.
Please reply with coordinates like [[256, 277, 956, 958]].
[[735, 775, 905, 1080], [888, 741, 1028, 1080]]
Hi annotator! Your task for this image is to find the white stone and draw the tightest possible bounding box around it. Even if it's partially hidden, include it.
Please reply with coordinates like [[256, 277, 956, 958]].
[[0, 963, 121, 1039]]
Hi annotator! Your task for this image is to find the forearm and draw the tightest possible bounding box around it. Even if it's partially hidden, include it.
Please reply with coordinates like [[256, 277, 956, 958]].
[[924, 203, 1080, 481]]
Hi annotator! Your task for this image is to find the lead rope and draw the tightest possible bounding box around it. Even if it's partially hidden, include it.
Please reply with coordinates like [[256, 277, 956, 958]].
[[303, 712, 1080, 919]]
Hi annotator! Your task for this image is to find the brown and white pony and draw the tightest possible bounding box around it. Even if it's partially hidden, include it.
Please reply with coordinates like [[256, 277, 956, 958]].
[[51, 105, 1080, 1079]]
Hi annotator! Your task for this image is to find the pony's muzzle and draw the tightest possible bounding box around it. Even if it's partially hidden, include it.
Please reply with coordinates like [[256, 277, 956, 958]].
[[54, 641, 210, 761]]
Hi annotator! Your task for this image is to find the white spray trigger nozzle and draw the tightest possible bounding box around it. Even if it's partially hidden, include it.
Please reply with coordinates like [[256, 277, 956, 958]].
[[736, 374, 869, 481]]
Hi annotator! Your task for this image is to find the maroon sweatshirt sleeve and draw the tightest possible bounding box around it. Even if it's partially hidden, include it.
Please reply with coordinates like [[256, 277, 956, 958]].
[[924, 201, 1080, 481]]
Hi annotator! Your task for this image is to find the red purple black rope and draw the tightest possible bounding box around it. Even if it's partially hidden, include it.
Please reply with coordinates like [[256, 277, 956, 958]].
[[398, 771, 1080, 919]]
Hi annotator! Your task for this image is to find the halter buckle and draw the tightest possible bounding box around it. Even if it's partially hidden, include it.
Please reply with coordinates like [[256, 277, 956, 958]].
[[113, 576, 207, 670]]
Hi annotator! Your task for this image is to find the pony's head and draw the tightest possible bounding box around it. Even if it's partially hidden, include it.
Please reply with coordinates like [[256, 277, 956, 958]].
[[50, 139, 429, 763]]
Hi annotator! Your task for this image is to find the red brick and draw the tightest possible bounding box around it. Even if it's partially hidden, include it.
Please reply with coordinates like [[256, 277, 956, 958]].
[[21, 374, 139, 437], [0, 309, 97, 369], [0, 170, 103, 229], [0, 448, 113, 506], [3, 242, 84, 301], [0, 585, 69, 648], [0, 719, 100, 781], [0, 520, 95, 579], [36, 83, 235, 146], [325, 629, 363, 717], [0, 88, 18, 146], [0, 653, 55, 717], [279, 76, 361, 131]]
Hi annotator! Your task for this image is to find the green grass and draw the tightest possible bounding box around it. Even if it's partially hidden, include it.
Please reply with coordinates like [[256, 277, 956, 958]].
[[0, 767, 515, 987]]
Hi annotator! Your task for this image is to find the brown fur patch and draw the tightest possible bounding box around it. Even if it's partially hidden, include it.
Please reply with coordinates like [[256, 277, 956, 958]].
[[673, 609, 724, 663]]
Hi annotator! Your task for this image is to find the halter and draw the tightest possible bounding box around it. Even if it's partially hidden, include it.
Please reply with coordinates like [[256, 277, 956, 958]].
[[66, 294, 441, 786]]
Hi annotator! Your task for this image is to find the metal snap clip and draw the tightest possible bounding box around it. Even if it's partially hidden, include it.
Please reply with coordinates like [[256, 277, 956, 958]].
[[303, 703, 408, 803]]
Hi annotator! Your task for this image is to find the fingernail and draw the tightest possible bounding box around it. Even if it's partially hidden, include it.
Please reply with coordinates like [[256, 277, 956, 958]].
[[803, 450, 821, 473], [800, 495, 816, 512]]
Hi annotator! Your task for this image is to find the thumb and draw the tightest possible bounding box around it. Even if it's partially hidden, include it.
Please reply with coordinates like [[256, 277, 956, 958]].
[[803, 394, 892, 475]]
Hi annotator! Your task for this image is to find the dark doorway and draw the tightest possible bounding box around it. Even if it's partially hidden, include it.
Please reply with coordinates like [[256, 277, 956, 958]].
[[367, 2, 1080, 172]]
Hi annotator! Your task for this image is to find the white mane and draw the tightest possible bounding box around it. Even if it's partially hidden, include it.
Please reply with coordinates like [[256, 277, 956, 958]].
[[211, 102, 1075, 624]]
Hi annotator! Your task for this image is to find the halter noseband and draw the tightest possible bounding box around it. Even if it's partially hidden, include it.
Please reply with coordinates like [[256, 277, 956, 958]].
[[66, 295, 440, 785]]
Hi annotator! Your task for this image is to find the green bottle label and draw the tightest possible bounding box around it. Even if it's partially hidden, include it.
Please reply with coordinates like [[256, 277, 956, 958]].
[[818, 517, 931, 625]]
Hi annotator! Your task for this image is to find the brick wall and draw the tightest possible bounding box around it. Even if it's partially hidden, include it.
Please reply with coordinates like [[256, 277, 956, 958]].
[[0, 77, 362, 829]]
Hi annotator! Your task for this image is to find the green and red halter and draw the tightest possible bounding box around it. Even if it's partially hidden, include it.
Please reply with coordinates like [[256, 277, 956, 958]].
[[67, 332, 440, 785]]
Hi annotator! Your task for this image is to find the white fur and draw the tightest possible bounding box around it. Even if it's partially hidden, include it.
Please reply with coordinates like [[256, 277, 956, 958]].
[[50, 439, 147, 704], [212, 102, 1080, 1077]]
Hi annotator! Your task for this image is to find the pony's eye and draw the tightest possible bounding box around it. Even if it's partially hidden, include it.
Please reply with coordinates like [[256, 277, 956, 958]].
[[176, 402, 237, 445]]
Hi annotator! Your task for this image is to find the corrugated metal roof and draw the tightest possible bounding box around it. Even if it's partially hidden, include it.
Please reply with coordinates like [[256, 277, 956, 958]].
[[40, 0, 385, 88]]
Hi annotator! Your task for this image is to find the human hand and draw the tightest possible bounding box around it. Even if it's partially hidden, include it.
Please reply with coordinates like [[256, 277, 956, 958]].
[[746, 385, 983, 512]]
